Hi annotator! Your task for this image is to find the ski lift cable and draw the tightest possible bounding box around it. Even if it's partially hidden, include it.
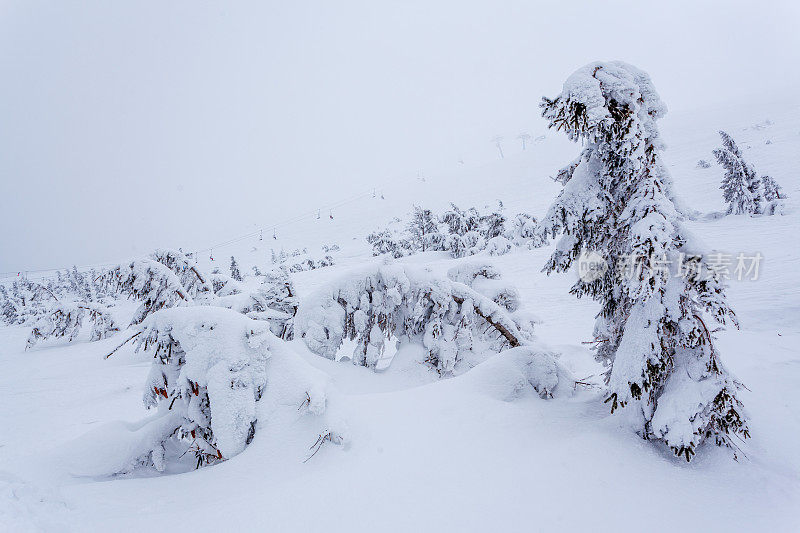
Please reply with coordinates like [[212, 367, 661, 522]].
[[1, 165, 431, 282]]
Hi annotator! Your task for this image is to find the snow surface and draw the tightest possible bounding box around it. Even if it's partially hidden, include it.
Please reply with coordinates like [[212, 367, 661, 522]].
[[1, 99, 799, 531]]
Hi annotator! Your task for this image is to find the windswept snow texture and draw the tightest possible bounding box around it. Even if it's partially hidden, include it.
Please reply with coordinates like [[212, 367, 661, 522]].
[[1, 100, 799, 531]]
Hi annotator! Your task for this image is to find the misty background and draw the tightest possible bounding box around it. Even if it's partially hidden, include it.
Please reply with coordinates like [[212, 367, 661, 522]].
[[1, 0, 798, 272]]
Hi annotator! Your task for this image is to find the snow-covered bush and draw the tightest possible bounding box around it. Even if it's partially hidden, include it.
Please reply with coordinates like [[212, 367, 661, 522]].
[[119, 306, 344, 471], [26, 302, 118, 349], [103, 248, 219, 325], [539, 61, 749, 461], [107, 259, 192, 324], [447, 261, 521, 313], [210, 269, 298, 339], [455, 346, 574, 400], [269, 245, 336, 273], [1, 265, 124, 327], [149, 249, 214, 299], [0, 278, 59, 325], [295, 259, 535, 375], [367, 202, 543, 259], [506, 213, 545, 248]]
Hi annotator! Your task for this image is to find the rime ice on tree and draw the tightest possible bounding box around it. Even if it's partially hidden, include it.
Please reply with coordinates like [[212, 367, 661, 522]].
[[538, 61, 749, 461]]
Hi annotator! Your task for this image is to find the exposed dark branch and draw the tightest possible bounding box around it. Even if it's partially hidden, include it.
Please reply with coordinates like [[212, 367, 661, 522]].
[[105, 331, 142, 359], [452, 295, 520, 347]]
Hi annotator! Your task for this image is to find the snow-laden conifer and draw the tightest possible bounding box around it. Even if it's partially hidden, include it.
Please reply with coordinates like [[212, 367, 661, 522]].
[[539, 61, 749, 460], [229, 255, 243, 281], [714, 131, 763, 215], [26, 302, 118, 349], [406, 205, 444, 253], [295, 259, 541, 375], [109, 306, 346, 471]]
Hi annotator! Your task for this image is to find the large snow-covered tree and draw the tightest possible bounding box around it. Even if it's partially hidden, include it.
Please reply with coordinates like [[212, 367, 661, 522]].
[[538, 61, 749, 460]]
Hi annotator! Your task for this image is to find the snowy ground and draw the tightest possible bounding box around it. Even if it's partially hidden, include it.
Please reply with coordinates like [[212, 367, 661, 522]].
[[2, 100, 799, 531]]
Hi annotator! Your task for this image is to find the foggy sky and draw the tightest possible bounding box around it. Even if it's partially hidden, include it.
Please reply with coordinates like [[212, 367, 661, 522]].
[[1, 0, 798, 272]]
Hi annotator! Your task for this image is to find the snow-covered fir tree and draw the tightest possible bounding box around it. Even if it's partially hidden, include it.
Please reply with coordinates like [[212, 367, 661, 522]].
[[538, 61, 749, 461], [481, 201, 505, 239], [229, 255, 243, 281], [714, 131, 764, 215], [406, 205, 444, 253], [760, 175, 786, 214], [439, 204, 483, 258], [366, 228, 407, 258], [761, 175, 784, 201]]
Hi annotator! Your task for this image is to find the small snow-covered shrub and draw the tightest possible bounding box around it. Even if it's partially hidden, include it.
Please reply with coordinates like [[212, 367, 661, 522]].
[[455, 346, 574, 400], [120, 306, 343, 471], [207, 269, 298, 339], [150, 249, 214, 298], [269, 245, 337, 273], [1, 266, 121, 326], [366, 202, 544, 259], [295, 260, 536, 375], [26, 302, 118, 349], [447, 261, 522, 313]]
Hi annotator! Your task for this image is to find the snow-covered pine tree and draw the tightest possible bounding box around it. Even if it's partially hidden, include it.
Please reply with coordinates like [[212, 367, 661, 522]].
[[406, 205, 444, 253], [539, 61, 749, 460], [0, 285, 19, 324], [760, 175, 786, 215], [366, 229, 399, 258], [761, 175, 784, 201], [714, 131, 764, 215], [481, 202, 513, 255], [480, 201, 506, 239], [230, 256, 243, 281], [439, 203, 483, 258], [505, 212, 544, 249]]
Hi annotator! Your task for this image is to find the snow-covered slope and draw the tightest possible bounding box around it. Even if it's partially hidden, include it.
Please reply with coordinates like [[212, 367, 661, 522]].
[[1, 99, 799, 532]]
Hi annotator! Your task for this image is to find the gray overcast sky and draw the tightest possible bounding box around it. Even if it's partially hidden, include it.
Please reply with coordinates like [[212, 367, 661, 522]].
[[1, 0, 798, 272]]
